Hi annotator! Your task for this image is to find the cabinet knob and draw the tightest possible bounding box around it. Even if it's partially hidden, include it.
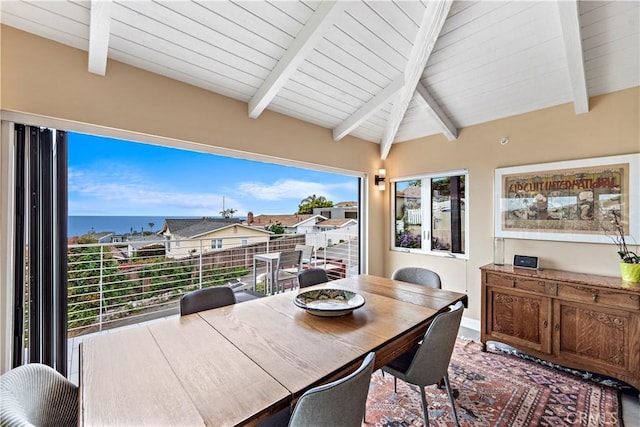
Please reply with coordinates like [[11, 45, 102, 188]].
[[592, 293, 598, 302], [542, 320, 548, 328], [554, 323, 559, 330]]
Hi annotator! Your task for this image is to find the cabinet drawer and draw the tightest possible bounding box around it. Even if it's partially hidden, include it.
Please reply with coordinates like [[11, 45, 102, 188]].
[[485, 273, 556, 296], [516, 278, 557, 296], [557, 284, 640, 310], [485, 272, 514, 288]]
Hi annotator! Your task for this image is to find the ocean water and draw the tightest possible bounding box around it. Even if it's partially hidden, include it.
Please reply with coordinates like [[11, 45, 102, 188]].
[[68, 216, 193, 237]]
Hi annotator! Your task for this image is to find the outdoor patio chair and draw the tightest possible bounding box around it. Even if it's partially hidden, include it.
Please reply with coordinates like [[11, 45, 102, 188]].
[[180, 286, 236, 315], [391, 267, 441, 289], [294, 244, 314, 265], [274, 250, 302, 293], [1, 363, 78, 427], [297, 268, 329, 288], [381, 301, 464, 427]]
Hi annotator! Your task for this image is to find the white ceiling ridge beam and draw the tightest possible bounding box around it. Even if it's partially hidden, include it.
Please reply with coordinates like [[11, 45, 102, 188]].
[[557, 0, 589, 114], [88, 0, 112, 76], [332, 76, 404, 141], [415, 82, 457, 141], [248, 1, 345, 119], [379, 0, 454, 159]]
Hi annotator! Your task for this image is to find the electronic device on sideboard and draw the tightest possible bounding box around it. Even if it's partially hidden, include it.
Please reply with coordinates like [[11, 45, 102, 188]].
[[513, 255, 540, 270]]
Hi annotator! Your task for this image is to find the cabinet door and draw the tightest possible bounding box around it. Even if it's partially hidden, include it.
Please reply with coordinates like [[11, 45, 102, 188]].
[[554, 300, 632, 377], [485, 286, 552, 354]]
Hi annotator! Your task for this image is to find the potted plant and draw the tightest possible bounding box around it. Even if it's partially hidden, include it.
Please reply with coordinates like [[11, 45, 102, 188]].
[[604, 209, 640, 282]]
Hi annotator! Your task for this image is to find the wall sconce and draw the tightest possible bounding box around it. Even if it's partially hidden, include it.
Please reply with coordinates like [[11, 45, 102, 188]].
[[374, 168, 386, 191]]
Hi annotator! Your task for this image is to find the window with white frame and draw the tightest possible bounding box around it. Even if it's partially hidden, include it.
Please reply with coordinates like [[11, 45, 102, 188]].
[[241, 239, 248, 246], [211, 239, 223, 249], [392, 170, 468, 257]]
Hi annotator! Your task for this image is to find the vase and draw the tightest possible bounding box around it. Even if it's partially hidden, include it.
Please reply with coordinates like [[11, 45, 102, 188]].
[[620, 262, 640, 282], [493, 237, 505, 265]]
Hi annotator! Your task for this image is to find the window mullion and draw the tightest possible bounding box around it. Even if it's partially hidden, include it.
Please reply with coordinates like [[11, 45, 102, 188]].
[[423, 178, 431, 254], [450, 176, 462, 253]]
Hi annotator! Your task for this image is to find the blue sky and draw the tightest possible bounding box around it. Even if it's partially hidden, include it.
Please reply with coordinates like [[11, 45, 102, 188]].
[[68, 132, 358, 216]]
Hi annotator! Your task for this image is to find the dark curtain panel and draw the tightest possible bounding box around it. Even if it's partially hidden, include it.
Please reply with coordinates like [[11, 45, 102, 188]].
[[12, 124, 26, 368], [13, 124, 68, 375]]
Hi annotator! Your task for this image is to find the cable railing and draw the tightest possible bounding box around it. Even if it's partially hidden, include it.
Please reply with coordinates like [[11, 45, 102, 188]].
[[67, 232, 359, 337]]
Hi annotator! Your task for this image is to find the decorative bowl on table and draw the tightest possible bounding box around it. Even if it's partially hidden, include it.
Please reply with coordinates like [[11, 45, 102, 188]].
[[294, 288, 365, 317]]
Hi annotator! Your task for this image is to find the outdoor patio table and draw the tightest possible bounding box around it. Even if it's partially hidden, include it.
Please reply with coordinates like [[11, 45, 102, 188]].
[[253, 252, 280, 295], [80, 274, 467, 426]]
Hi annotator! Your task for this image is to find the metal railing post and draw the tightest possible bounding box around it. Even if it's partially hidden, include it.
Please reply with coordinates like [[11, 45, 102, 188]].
[[199, 239, 203, 289], [99, 245, 104, 332]]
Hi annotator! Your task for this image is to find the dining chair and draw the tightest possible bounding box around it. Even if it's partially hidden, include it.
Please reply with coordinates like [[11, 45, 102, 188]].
[[180, 286, 236, 315], [381, 301, 464, 427], [1, 363, 78, 427], [259, 352, 375, 427], [274, 250, 302, 293], [391, 266, 441, 289], [297, 268, 329, 288]]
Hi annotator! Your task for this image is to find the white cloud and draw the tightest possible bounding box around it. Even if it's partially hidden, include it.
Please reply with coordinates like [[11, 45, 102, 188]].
[[68, 167, 248, 215], [235, 179, 356, 202], [68, 166, 357, 216]]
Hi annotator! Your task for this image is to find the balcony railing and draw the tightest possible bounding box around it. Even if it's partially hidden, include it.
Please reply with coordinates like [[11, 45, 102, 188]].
[[67, 232, 359, 337]]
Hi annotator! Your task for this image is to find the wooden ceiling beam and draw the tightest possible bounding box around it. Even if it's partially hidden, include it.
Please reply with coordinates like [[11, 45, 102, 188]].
[[415, 83, 457, 141], [248, 1, 344, 119], [379, 0, 453, 160], [557, 0, 589, 114], [88, 0, 112, 76], [332, 76, 404, 141]]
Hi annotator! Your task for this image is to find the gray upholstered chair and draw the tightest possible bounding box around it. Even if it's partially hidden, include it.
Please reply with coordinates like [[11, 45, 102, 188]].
[[180, 286, 236, 315], [381, 302, 464, 427], [391, 267, 441, 289], [297, 268, 329, 288], [289, 351, 374, 426], [259, 352, 375, 427], [0, 363, 78, 427], [274, 250, 302, 293]]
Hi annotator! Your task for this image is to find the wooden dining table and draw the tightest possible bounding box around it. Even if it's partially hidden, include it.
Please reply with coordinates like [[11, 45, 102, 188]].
[[80, 274, 467, 426]]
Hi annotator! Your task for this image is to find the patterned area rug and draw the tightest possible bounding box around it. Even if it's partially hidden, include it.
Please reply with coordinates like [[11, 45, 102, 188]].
[[364, 339, 622, 426]]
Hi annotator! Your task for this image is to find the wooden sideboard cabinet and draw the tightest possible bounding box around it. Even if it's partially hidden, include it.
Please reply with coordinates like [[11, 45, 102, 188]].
[[480, 264, 640, 390]]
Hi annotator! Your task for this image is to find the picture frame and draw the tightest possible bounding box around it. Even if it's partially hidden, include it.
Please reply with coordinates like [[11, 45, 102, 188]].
[[494, 154, 639, 243]]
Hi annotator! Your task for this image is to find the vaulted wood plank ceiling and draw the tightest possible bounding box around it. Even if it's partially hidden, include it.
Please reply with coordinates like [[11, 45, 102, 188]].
[[1, 1, 638, 159]]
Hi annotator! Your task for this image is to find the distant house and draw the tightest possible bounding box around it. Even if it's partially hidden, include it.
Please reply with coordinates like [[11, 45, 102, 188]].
[[159, 217, 272, 258], [313, 201, 358, 220], [123, 235, 167, 258], [396, 186, 422, 226], [313, 218, 358, 231], [244, 212, 327, 234], [307, 218, 358, 252]]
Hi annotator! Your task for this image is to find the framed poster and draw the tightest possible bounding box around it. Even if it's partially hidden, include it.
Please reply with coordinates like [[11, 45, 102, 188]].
[[494, 154, 639, 243]]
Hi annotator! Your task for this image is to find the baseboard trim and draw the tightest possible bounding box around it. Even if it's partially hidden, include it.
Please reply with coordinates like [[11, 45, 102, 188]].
[[461, 317, 480, 332]]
